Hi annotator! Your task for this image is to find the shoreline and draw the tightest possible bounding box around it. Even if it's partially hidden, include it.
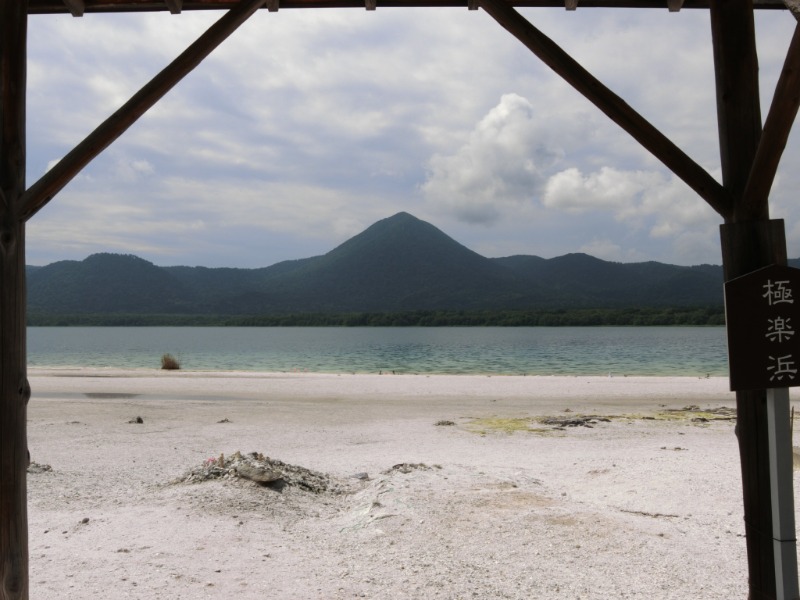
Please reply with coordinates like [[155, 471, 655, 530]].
[[29, 368, 742, 411], [28, 364, 731, 378]]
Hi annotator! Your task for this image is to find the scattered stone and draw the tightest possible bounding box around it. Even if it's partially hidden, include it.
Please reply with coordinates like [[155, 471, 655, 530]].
[[351, 472, 370, 481], [80, 517, 89, 524], [434, 420, 455, 427], [619, 508, 680, 519], [384, 463, 434, 474], [217, 418, 231, 423], [128, 416, 144, 424], [27, 462, 52, 474], [236, 463, 282, 485]]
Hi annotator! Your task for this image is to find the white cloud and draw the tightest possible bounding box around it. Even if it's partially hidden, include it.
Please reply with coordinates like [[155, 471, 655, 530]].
[[422, 93, 565, 224], [542, 167, 663, 214]]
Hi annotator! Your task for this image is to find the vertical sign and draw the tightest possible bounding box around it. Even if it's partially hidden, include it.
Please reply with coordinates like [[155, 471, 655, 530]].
[[724, 264, 800, 392]]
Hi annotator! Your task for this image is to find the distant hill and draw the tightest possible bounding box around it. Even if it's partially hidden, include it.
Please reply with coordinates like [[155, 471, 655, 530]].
[[27, 212, 732, 319]]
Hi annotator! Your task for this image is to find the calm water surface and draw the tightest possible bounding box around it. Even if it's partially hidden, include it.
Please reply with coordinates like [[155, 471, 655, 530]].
[[27, 326, 729, 377]]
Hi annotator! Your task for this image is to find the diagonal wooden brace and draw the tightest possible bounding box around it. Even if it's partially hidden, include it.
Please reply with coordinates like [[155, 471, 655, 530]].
[[478, 0, 731, 218], [740, 23, 800, 219], [20, 0, 267, 222]]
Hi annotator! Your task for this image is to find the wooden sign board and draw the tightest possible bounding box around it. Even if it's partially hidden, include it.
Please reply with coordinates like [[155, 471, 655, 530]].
[[725, 264, 800, 391]]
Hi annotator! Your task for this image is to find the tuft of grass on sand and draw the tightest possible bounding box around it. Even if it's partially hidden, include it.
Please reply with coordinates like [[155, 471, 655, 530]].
[[466, 416, 553, 436], [466, 406, 736, 436], [160, 353, 181, 370], [637, 405, 736, 423]]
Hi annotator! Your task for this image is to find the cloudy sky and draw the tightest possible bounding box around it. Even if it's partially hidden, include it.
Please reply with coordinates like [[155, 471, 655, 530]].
[[24, 6, 799, 268]]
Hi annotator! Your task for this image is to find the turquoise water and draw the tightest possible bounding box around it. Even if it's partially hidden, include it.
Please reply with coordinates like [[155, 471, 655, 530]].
[[26, 326, 729, 377]]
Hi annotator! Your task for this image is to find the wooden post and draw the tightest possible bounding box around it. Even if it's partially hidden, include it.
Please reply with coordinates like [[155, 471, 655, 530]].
[[710, 0, 763, 218], [721, 221, 787, 600], [767, 387, 799, 599], [0, 0, 30, 598], [712, 0, 784, 596]]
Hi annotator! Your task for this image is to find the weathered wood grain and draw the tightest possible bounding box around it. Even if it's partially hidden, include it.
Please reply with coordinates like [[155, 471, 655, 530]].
[[0, 0, 30, 598], [742, 23, 800, 215], [713, 1, 785, 597], [711, 0, 764, 220]]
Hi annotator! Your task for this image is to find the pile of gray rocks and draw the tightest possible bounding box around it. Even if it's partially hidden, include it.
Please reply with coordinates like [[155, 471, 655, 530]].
[[176, 451, 347, 494]]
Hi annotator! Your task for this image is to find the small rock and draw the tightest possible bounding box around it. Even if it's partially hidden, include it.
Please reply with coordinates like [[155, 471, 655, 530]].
[[236, 463, 283, 485], [27, 462, 52, 474]]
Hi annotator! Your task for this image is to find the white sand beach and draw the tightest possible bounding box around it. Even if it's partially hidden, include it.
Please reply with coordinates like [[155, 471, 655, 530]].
[[24, 369, 791, 599]]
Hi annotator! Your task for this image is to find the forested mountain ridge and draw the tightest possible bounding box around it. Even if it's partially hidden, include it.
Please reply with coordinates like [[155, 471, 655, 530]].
[[27, 212, 737, 318]]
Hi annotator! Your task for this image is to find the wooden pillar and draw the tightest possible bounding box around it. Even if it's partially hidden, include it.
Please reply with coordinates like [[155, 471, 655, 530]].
[[0, 0, 29, 598], [712, 1, 783, 598], [721, 221, 786, 600], [711, 0, 763, 220]]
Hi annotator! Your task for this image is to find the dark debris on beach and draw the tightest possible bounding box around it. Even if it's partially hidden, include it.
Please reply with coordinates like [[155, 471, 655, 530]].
[[540, 415, 612, 429], [175, 451, 348, 494]]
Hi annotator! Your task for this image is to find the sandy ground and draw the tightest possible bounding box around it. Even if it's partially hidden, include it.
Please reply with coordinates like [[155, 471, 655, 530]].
[[23, 369, 796, 599]]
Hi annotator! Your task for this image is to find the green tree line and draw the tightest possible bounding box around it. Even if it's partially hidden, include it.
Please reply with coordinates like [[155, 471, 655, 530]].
[[28, 306, 725, 327]]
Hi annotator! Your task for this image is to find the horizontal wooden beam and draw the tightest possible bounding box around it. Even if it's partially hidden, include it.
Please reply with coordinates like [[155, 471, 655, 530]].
[[26, 0, 791, 14], [63, 0, 85, 16], [479, 0, 731, 216], [740, 22, 800, 215], [20, 0, 267, 221]]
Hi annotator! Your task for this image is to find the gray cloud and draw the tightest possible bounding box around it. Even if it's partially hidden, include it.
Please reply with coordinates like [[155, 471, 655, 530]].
[[23, 8, 800, 267]]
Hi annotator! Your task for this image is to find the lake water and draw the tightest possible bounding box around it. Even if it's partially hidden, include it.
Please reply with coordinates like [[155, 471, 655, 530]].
[[26, 326, 729, 377]]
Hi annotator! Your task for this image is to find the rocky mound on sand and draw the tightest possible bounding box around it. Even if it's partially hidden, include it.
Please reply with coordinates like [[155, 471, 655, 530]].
[[175, 451, 348, 494]]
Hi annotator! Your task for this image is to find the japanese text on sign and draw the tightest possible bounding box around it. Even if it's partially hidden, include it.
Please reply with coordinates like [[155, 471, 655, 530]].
[[724, 265, 800, 392], [763, 280, 795, 306], [764, 279, 797, 383]]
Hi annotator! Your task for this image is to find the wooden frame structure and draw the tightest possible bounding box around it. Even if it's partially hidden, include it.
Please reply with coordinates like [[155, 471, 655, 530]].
[[2, 0, 799, 597]]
